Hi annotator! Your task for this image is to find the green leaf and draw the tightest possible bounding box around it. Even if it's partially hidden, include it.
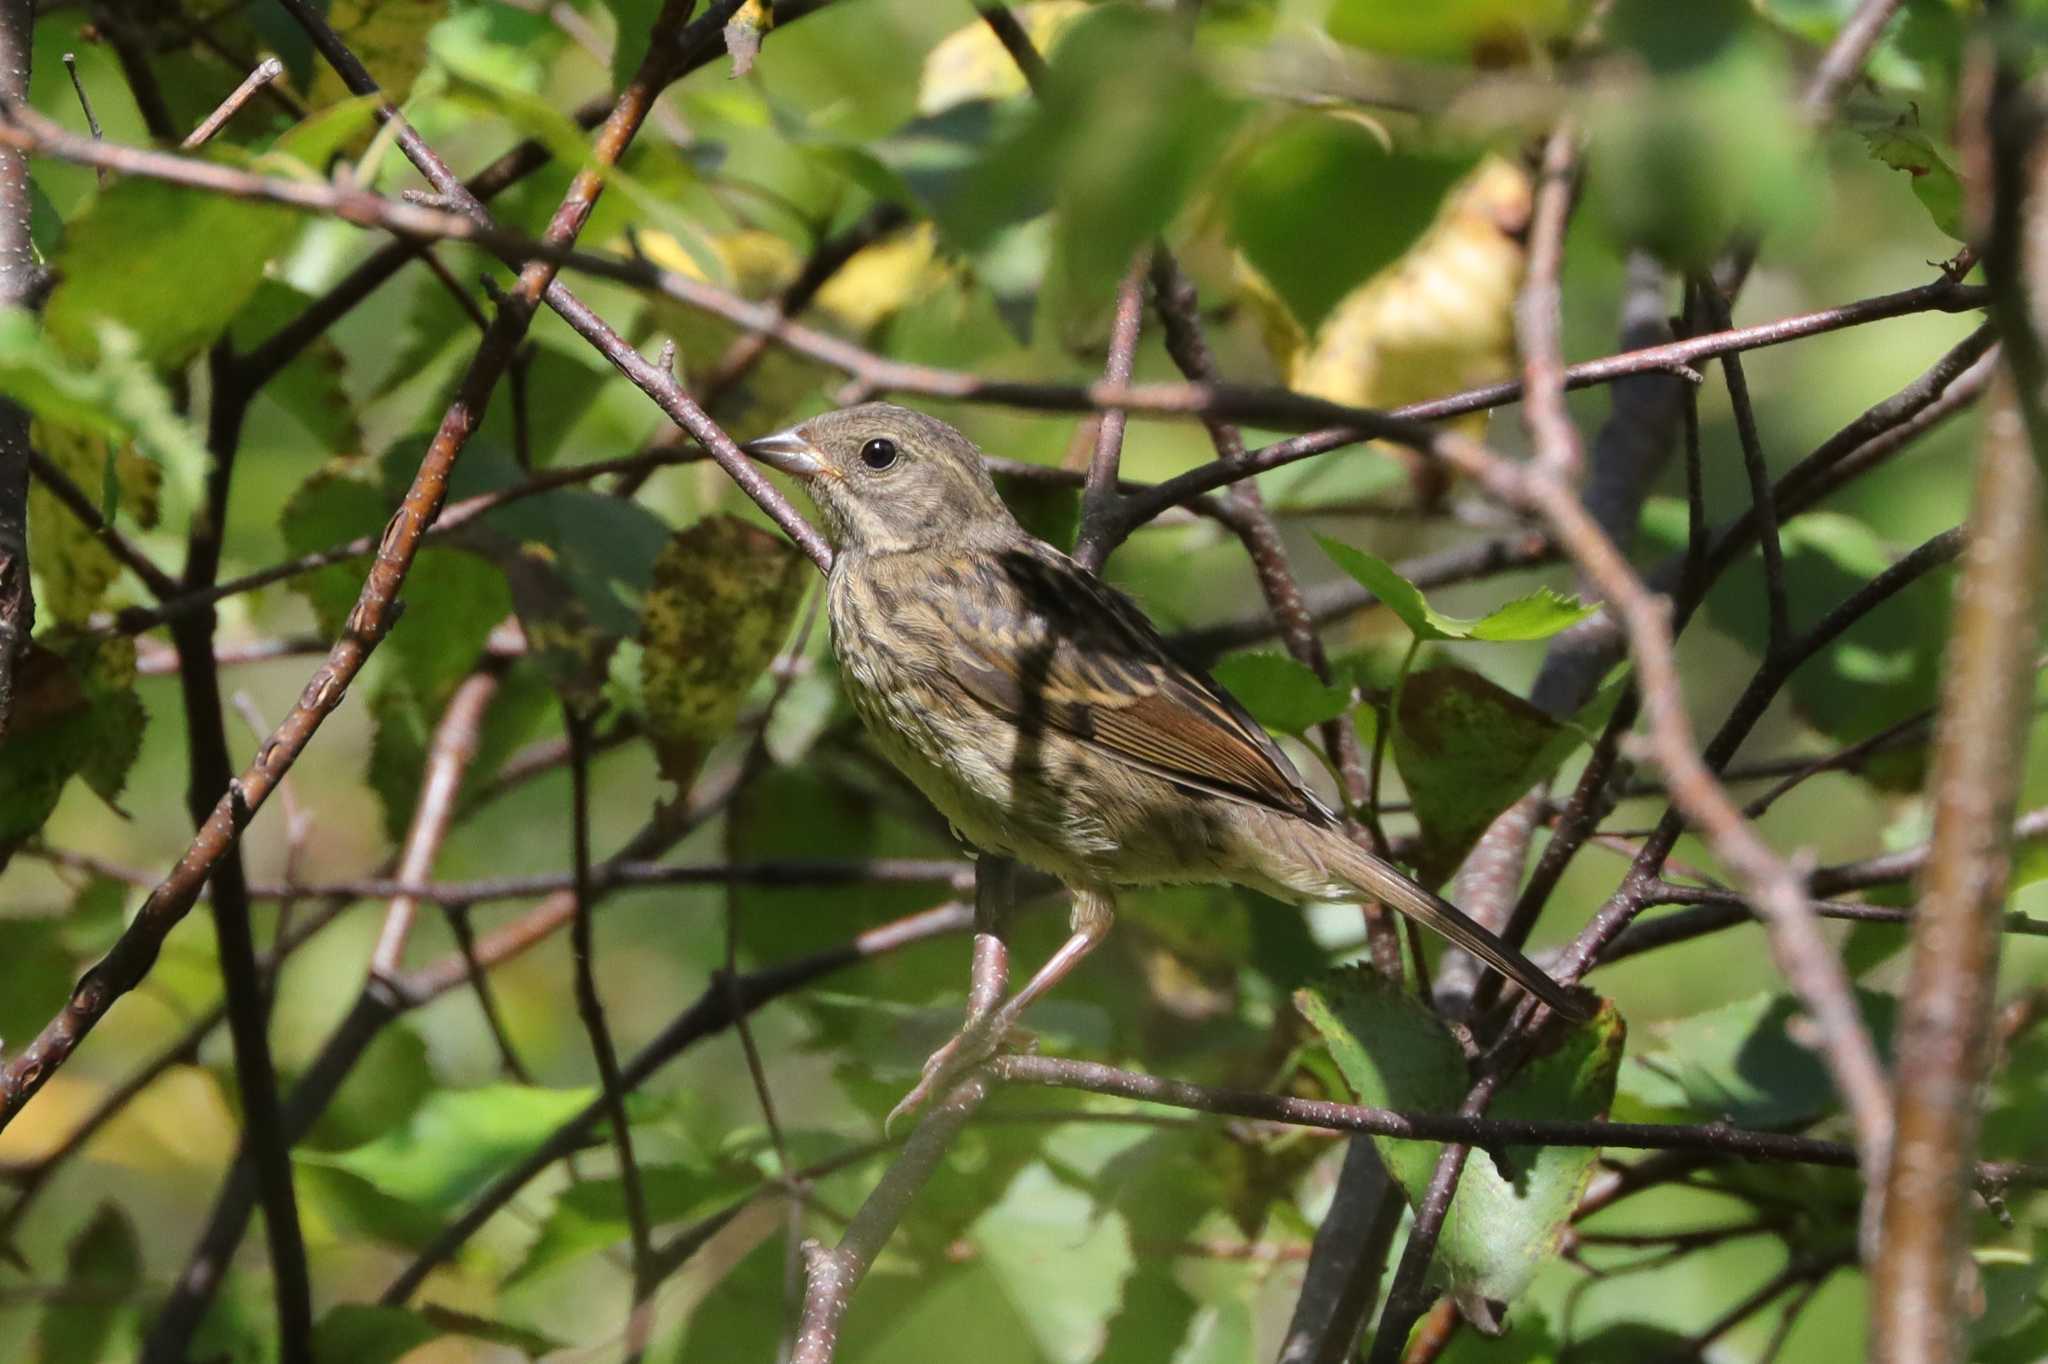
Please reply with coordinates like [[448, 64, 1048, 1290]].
[[1392, 665, 1586, 885], [1616, 989, 1896, 1127], [1862, 117, 1966, 240], [948, 7, 1245, 309], [630, 515, 809, 785], [1297, 966, 1624, 1305], [310, 1305, 436, 1364], [1319, 537, 1597, 642], [1584, 37, 1820, 268], [27, 421, 161, 624], [45, 163, 300, 366], [0, 312, 213, 480], [37, 1203, 143, 1364], [297, 1084, 598, 1208], [510, 1165, 752, 1285], [0, 918, 74, 1061], [0, 635, 144, 846], [1643, 504, 1953, 783], [1227, 116, 1477, 333], [311, 0, 450, 107], [1325, 0, 1583, 62], [1209, 652, 1353, 735], [969, 1159, 1137, 1362]]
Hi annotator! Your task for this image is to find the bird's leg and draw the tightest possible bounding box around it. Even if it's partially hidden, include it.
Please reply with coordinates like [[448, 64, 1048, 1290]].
[[888, 887, 1116, 1129]]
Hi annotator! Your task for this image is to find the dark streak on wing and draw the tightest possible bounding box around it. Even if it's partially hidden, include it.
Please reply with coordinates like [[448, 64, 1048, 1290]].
[[947, 542, 1338, 827]]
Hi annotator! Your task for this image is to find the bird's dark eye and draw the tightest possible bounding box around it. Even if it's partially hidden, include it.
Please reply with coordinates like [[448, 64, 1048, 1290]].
[[859, 437, 899, 470]]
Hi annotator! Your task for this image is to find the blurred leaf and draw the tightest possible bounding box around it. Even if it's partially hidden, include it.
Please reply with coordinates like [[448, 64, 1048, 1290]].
[[27, 420, 160, 624], [312, 0, 449, 106], [510, 1165, 753, 1285], [1646, 505, 1953, 780], [0, 635, 143, 847], [58, 875, 127, 959], [36, 1203, 142, 1364], [1616, 988, 1896, 1127], [45, 164, 298, 366], [279, 459, 512, 704], [949, 7, 1245, 309], [1227, 116, 1476, 334], [1585, 39, 1819, 268], [228, 281, 362, 452], [1326, 0, 1583, 62], [993, 469, 1081, 552], [1392, 665, 1584, 885], [1435, 1307, 1560, 1362], [1271, 157, 1529, 454], [298, 1083, 598, 1208], [1298, 966, 1624, 1305], [310, 1305, 435, 1364], [0, 312, 213, 479], [631, 515, 808, 784], [1606, 0, 1754, 72], [1973, 1242, 2048, 1351], [365, 681, 433, 844], [1319, 537, 1596, 642], [0, 917, 75, 1056], [1210, 652, 1353, 735], [969, 1159, 1136, 1362], [1862, 114, 1966, 240], [918, 3, 1090, 114]]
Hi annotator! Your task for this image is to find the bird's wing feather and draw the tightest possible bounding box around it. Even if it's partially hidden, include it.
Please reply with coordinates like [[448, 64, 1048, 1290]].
[[946, 543, 1338, 827]]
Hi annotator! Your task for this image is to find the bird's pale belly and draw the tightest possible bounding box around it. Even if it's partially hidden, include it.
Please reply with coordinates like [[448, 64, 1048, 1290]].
[[837, 645, 1237, 890]]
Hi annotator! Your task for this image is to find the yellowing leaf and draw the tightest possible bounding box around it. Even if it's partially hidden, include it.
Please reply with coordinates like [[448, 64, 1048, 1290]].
[[27, 421, 160, 624], [1285, 155, 1529, 416], [310, 0, 449, 107], [637, 516, 808, 785], [814, 223, 943, 333], [917, 1, 1091, 115]]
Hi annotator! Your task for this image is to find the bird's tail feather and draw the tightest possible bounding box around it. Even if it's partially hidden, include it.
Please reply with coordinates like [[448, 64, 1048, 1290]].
[[1290, 824, 1590, 1022]]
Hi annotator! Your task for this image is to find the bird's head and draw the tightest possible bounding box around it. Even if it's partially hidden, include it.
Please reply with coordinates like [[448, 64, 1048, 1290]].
[[743, 402, 1013, 556]]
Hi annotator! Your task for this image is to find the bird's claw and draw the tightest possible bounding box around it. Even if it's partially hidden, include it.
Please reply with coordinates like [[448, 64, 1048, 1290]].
[[884, 1018, 1036, 1135]]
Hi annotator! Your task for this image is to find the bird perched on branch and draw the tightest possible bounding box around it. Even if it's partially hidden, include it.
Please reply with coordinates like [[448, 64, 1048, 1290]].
[[745, 402, 1587, 1120]]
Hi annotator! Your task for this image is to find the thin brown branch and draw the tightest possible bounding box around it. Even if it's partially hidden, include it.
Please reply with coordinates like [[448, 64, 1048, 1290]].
[[367, 668, 503, 980], [1871, 325, 2044, 1361], [991, 1055, 2048, 1184], [179, 55, 284, 149], [1073, 256, 1148, 571], [25, 447, 180, 600], [564, 706, 657, 1303]]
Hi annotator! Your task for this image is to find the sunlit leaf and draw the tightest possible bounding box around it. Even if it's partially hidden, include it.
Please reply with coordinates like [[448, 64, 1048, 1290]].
[[1616, 989, 1896, 1127], [917, 1, 1090, 115], [1862, 115, 1967, 240], [1210, 652, 1353, 735], [510, 1165, 753, 1285], [45, 164, 299, 366], [298, 1084, 598, 1208], [1228, 116, 1478, 334], [1298, 966, 1624, 1305], [1326, 0, 1583, 62], [1319, 537, 1597, 642], [312, 0, 449, 106]]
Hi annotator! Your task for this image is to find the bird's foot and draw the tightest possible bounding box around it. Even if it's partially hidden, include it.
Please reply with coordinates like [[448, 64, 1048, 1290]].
[[885, 1016, 1036, 1134]]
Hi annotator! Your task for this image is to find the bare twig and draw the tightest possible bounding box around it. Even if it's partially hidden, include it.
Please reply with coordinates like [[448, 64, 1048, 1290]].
[[1872, 49, 2047, 1343], [990, 1056, 2048, 1185], [367, 668, 503, 981], [180, 55, 285, 149], [1073, 256, 1148, 571]]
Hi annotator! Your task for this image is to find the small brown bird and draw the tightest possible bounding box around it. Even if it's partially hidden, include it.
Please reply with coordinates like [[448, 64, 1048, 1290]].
[[746, 403, 1586, 1116]]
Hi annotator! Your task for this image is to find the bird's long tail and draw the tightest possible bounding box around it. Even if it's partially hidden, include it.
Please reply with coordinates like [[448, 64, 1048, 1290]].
[[1264, 819, 1590, 1022]]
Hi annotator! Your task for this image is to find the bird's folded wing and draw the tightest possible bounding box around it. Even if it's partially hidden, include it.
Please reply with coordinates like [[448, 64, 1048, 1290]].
[[947, 545, 1337, 827]]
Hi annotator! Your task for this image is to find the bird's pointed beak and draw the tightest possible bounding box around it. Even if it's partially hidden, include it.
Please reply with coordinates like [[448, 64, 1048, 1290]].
[[742, 427, 831, 480]]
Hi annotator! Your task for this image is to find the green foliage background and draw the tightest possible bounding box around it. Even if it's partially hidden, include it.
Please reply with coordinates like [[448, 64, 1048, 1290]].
[[0, 0, 2044, 1360]]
